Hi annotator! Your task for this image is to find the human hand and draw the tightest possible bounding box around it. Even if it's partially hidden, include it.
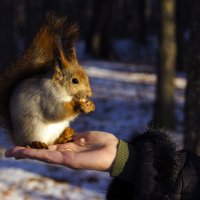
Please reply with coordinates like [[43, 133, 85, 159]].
[[5, 131, 119, 172]]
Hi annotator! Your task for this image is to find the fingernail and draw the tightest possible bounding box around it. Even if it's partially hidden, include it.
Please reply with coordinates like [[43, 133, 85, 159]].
[[5, 150, 12, 157]]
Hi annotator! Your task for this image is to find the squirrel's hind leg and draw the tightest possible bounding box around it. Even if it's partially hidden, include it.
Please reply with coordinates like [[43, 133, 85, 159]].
[[54, 127, 76, 144], [27, 141, 49, 149], [27, 126, 76, 148]]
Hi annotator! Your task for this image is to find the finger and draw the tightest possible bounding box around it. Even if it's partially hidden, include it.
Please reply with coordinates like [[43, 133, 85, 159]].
[[11, 147, 66, 164], [6, 146, 53, 160], [73, 135, 84, 141], [5, 146, 26, 157], [5, 146, 79, 169], [73, 137, 87, 147], [24, 149, 64, 164]]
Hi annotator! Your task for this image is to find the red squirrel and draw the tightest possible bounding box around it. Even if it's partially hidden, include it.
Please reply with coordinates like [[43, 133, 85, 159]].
[[0, 13, 95, 148]]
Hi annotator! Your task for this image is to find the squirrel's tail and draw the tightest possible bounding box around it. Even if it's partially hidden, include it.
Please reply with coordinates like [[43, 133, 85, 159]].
[[23, 12, 79, 66]]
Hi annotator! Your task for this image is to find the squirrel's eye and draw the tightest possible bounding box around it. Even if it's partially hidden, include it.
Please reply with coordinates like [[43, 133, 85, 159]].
[[72, 78, 79, 84]]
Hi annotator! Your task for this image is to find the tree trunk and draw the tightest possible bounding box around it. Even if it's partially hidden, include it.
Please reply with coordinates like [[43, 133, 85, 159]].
[[153, 0, 177, 130], [184, 0, 200, 155], [85, 0, 116, 60], [176, 0, 190, 71], [135, 0, 147, 45], [0, 0, 17, 68]]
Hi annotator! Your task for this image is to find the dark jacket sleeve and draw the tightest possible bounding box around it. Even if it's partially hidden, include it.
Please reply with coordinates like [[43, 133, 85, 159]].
[[107, 128, 200, 200], [170, 150, 200, 200]]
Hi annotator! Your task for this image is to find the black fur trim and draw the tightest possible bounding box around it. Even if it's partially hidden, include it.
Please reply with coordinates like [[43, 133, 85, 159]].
[[131, 128, 179, 199], [106, 128, 180, 200]]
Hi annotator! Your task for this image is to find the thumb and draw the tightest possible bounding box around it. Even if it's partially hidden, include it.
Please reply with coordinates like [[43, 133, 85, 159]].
[[73, 137, 87, 147]]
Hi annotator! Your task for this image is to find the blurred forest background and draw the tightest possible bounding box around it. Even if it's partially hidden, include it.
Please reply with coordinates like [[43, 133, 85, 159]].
[[0, 0, 200, 155]]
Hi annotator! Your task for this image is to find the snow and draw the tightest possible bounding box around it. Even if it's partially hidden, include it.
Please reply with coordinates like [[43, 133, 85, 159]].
[[0, 61, 185, 199]]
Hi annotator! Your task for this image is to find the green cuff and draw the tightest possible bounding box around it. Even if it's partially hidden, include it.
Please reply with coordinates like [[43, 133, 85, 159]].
[[110, 140, 129, 177]]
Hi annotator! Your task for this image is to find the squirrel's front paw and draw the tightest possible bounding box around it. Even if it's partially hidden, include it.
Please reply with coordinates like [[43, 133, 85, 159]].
[[54, 127, 76, 144], [79, 98, 95, 114]]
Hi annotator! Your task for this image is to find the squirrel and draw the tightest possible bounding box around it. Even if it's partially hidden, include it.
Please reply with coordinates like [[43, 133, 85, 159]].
[[0, 13, 95, 149]]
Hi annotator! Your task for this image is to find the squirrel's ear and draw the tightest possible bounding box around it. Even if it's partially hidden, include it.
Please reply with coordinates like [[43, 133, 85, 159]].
[[62, 23, 79, 64], [46, 13, 79, 65], [68, 47, 78, 64], [57, 47, 72, 70], [58, 46, 78, 66]]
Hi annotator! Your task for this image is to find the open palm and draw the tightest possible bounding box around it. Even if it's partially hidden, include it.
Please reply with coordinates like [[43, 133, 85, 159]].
[[5, 131, 118, 172]]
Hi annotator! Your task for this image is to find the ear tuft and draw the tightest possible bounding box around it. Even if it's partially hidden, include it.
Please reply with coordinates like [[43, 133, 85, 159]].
[[46, 12, 79, 63]]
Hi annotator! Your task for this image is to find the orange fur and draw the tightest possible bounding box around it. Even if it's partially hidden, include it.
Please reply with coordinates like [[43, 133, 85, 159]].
[[54, 127, 76, 144], [63, 101, 80, 118], [0, 13, 79, 129]]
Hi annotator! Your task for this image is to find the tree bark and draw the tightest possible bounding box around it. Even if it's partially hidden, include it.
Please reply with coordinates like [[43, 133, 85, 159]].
[[184, 0, 200, 155], [153, 0, 177, 130], [135, 0, 147, 45], [0, 0, 17, 68], [85, 0, 116, 60]]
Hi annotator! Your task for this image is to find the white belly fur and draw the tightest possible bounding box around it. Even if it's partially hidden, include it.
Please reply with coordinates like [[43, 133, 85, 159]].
[[33, 120, 70, 145]]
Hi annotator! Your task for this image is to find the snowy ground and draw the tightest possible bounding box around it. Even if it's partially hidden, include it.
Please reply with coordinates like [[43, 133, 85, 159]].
[[0, 61, 186, 200]]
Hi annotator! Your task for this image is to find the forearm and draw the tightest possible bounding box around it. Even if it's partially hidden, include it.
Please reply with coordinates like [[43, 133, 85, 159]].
[[110, 140, 136, 184]]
